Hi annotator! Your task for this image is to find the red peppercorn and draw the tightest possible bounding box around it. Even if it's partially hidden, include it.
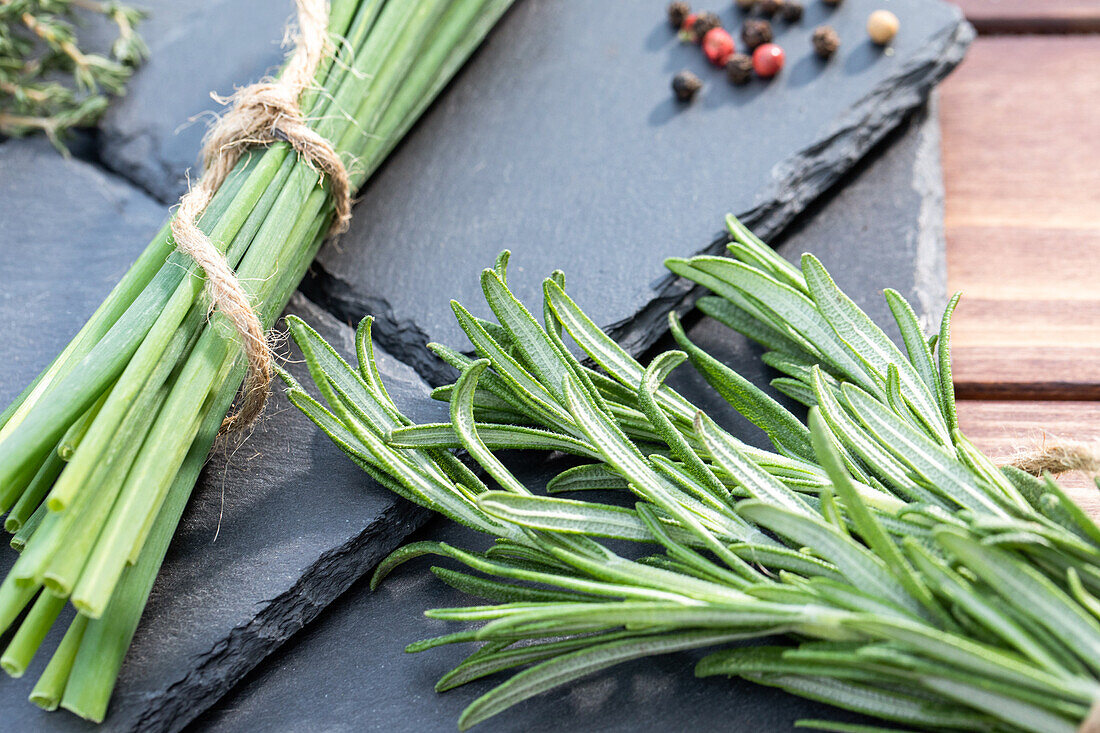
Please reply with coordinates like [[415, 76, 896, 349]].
[[752, 42, 785, 78], [702, 27, 736, 66]]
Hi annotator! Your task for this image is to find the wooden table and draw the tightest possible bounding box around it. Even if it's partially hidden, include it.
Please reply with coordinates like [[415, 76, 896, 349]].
[[943, 1, 1100, 509]]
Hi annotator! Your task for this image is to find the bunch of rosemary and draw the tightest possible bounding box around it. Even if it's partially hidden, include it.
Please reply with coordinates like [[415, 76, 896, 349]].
[[0, 0, 147, 148], [286, 215, 1100, 732], [0, 0, 514, 721]]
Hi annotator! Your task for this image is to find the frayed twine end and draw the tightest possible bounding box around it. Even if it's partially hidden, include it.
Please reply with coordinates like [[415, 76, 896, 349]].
[[1005, 439, 1100, 478]]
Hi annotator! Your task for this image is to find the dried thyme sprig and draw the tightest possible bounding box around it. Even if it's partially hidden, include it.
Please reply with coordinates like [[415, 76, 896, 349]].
[[287, 217, 1100, 731], [0, 0, 147, 148]]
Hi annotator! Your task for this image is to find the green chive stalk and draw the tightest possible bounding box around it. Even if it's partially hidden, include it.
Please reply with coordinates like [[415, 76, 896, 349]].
[[0, 0, 515, 722], [286, 216, 1100, 732]]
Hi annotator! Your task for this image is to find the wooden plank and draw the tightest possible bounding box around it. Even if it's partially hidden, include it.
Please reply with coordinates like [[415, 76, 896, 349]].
[[940, 37, 1100, 230], [953, 347, 1100, 399], [952, 0, 1100, 33], [957, 400, 1100, 512], [941, 37, 1100, 398]]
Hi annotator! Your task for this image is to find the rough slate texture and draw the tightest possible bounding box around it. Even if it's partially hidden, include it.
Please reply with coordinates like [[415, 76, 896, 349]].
[[304, 0, 971, 385], [0, 140, 442, 731], [95, 0, 294, 202], [0, 138, 165, 406], [193, 101, 946, 733]]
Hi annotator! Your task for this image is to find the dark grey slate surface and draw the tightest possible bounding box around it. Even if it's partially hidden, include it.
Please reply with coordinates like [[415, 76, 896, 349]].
[[305, 0, 970, 385], [0, 138, 166, 406], [193, 101, 946, 732], [0, 141, 443, 731], [96, 0, 295, 201]]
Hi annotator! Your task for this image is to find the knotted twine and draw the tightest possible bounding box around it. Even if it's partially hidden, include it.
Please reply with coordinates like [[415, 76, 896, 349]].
[[170, 0, 350, 431]]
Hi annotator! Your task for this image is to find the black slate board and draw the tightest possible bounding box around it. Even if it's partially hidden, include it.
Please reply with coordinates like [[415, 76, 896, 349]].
[[194, 101, 946, 733], [306, 0, 970, 385], [0, 141, 443, 731]]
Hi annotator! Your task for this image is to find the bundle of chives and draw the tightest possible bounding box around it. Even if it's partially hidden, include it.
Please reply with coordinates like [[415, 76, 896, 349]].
[[0, 0, 514, 721]]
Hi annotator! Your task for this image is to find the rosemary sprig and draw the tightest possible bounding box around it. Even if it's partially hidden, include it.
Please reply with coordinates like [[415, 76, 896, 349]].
[[287, 217, 1100, 731], [0, 0, 148, 149]]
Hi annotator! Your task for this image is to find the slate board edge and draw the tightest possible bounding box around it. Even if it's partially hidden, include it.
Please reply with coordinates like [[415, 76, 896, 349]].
[[910, 91, 947, 322], [126, 336, 433, 733], [304, 11, 973, 385], [134, 499, 431, 733], [610, 13, 973, 358]]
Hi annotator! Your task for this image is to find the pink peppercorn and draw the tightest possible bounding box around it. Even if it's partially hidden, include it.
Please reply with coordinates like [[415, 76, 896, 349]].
[[702, 27, 736, 66], [752, 42, 785, 77]]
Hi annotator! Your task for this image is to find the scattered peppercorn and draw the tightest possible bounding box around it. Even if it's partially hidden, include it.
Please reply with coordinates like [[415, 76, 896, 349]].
[[725, 53, 753, 84], [752, 42, 785, 77], [735, 0, 756, 9], [672, 70, 703, 101], [779, 1, 803, 21], [812, 25, 840, 58], [691, 11, 722, 41], [702, 27, 736, 66], [866, 9, 899, 44], [741, 19, 773, 50], [668, 1, 691, 29], [757, 0, 783, 16], [822, 0, 841, 5]]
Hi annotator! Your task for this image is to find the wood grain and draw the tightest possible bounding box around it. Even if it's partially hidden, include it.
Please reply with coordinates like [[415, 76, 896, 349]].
[[952, 0, 1100, 33], [957, 399, 1100, 512], [941, 37, 1100, 399], [940, 38, 1100, 230]]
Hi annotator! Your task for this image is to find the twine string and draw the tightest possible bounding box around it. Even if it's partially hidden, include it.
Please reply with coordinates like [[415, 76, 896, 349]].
[[170, 0, 350, 431], [1006, 439, 1100, 478]]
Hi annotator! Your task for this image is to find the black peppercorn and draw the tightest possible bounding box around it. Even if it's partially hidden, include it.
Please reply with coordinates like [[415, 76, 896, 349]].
[[691, 11, 722, 40], [812, 25, 840, 58], [672, 70, 703, 101], [667, 1, 691, 28], [757, 0, 783, 16], [735, 0, 756, 9], [781, 1, 804, 21], [725, 54, 753, 84], [822, 0, 841, 5], [741, 19, 773, 50]]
